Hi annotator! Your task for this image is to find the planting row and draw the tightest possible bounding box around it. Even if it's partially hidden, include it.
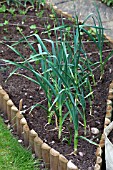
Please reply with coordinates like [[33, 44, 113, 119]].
[[0, 81, 113, 170]]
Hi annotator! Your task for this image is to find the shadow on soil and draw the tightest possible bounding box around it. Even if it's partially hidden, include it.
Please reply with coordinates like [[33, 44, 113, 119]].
[[102, 147, 106, 170]]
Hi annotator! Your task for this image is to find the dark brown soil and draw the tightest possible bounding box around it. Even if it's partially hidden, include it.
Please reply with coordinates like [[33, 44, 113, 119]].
[[0, 2, 113, 170]]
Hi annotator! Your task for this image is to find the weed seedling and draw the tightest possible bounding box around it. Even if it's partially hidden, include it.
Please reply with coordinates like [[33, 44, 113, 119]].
[[30, 24, 38, 34], [8, 7, 16, 16], [19, 9, 27, 15], [36, 10, 44, 18], [0, 4, 6, 13]]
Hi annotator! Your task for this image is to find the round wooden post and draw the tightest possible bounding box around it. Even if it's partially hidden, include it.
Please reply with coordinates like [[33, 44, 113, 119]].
[[96, 156, 102, 167], [11, 105, 18, 131], [23, 124, 30, 147], [96, 147, 102, 157], [109, 88, 113, 95], [3, 94, 9, 117], [94, 164, 101, 170], [58, 154, 68, 170], [106, 105, 112, 119], [104, 117, 111, 128], [105, 117, 111, 126], [67, 160, 78, 170], [99, 134, 105, 148], [50, 148, 59, 170], [20, 117, 27, 139], [108, 88, 113, 99], [42, 143, 51, 169], [7, 99, 14, 121], [34, 136, 43, 159], [0, 89, 7, 111], [29, 129, 38, 153], [109, 81, 113, 89], [107, 99, 112, 106], [16, 111, 23, 137]]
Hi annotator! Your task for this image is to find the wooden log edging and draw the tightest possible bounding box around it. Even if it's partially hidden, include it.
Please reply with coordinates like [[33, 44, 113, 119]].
[[45, 1, 75, 22], [95, 81, 113, 170]]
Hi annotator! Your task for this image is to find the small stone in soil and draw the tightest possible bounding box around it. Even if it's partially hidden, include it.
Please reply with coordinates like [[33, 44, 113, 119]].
[[51, 141, 55, 144], [78, 152, 84, 157], [44, 139, 47, 143], [88, 167, 93, 170], [49, 141, 55, 145], [91, 127, 99, 135], [95, 120, 100, 125], [94, 110, 98, 114], [92, 135, 95, 139], [18, 139, 23, 143], [23, 105, 27, 109], [96, 138, 99, 142], [40, 91, 44, 95], [31, 19, 34, 22], [109, 68, 112, 73], [30, 31, 34, 34], [39, 163, 45, 168], [4, 120, 9, 124]]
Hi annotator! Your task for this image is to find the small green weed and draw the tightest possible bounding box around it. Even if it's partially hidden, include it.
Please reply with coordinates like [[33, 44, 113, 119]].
[[0, 4, 6, 13], [8, 7, 16, 15], [101, 0, 113, 6]]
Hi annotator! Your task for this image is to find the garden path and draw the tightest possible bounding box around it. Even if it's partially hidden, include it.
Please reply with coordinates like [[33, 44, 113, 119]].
[[47, 0, 113, 42]]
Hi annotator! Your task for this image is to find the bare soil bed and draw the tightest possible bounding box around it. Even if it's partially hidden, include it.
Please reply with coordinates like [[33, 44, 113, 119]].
[[0, 2, 113, 170]]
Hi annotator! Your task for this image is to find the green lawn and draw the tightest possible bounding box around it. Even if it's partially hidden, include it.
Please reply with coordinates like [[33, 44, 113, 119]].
[[0, 116, 39, 170]]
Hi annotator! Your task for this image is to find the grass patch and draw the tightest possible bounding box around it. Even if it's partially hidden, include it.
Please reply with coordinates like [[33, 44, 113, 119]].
[[0, 116, 39, 170]]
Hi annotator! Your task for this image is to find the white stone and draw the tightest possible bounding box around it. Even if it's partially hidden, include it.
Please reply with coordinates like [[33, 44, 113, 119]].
[[4, 120, 9, 124], [78, 152, 84, 157], [91, 127, 99, 135], [18, 139, 23, 143]]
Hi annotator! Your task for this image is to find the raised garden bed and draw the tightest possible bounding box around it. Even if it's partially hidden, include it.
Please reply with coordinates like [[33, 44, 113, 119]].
[[0, 1, 113, 170], [0, 82, 113, 170]]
